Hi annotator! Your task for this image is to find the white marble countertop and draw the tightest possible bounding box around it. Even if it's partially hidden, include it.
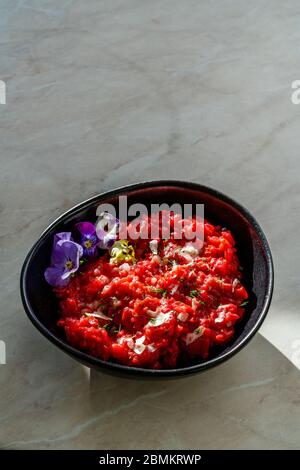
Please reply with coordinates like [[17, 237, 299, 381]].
[[0, 0, 299, 450]]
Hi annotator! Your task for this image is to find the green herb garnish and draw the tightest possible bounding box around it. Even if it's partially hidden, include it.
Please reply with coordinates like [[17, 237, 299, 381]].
[[164, 258, 176, 266], [189, 289, 200, 298], [194, 327, 203, 335], [239, 300, 249, 307], [148, 286, 167, 296], [111, 324, 122, 334]]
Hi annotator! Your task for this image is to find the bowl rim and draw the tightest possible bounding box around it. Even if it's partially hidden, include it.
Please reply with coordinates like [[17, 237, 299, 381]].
[[20, 180, 274, 377]]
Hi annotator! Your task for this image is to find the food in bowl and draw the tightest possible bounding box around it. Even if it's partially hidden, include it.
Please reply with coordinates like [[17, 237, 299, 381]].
[[45, 211, 248, 369]]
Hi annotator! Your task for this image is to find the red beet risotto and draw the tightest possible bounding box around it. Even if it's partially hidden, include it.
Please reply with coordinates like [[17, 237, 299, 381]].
[[54, 212, 248, 369]]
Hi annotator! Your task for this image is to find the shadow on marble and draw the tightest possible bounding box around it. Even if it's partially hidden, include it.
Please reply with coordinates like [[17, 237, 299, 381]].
[[1, 333, 299, 450], [86, 334, 299, 450]]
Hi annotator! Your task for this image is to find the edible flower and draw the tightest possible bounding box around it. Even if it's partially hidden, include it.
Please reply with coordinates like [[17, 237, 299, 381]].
[[44, 232, 83, 288], [75, 222, 98, 257], [96, 212, 119, 249], [110, 240, 136, 264]]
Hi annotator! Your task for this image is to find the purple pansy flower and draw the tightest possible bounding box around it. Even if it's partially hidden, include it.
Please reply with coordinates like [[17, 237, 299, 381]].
[[44, 233, 83, 288], [50, 232, 72, 264], [75, 222, 99, 257], [96, 212, 119, 249]]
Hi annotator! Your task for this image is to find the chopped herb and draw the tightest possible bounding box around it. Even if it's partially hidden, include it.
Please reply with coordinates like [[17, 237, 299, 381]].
[[79, 257, 88, 265], [189, 289, 200, 298], [239, 300, 249, 307], [148, 286, 167, 296], [111, 324, 122, 334], [194, 327, 203, 335], [199, 300, 206, 305], [164, 258, 175, 266], [102, 323, 122, 334], [149, 318, 156, 324]]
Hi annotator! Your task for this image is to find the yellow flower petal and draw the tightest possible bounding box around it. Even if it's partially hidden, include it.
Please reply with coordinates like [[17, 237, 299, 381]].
[[110, 240, 136, 264]]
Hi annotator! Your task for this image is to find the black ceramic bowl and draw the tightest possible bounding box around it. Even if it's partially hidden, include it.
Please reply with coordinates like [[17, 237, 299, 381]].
[[20, 181, 274, 378]]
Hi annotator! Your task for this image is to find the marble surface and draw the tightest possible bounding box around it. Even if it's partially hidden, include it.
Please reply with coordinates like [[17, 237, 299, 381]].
[[0, 335, 299, 450], [0, 0, 299, 450]]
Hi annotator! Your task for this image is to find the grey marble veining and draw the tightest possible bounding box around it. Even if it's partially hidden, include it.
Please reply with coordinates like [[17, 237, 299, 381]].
[[0, 0, 299, 449], [1, 335, 299, 450]]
